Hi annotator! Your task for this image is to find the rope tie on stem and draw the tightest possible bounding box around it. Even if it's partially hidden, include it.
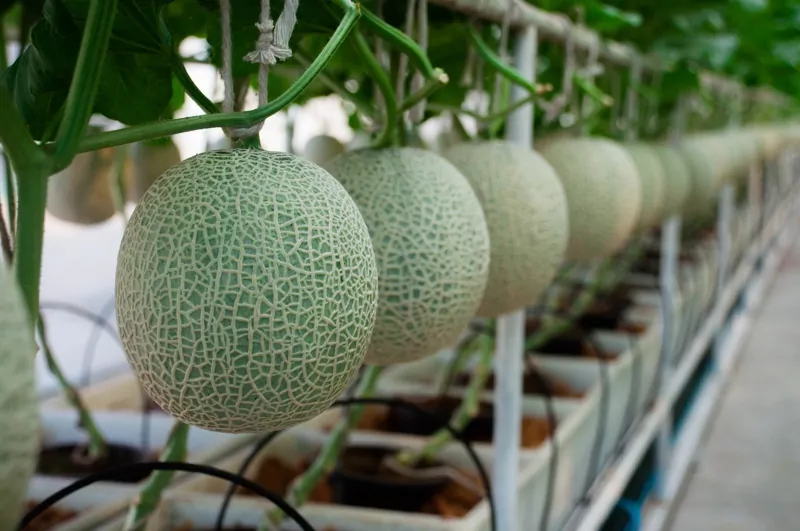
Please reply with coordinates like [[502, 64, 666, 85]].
[[220, 0, 300, 139]]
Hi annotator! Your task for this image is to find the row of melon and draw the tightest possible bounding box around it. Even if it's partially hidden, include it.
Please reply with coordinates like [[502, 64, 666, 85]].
[[110, 121, 798, 439]]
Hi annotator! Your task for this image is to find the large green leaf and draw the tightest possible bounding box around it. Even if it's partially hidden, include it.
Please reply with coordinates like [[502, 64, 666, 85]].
[[1, 0, 175, 140]]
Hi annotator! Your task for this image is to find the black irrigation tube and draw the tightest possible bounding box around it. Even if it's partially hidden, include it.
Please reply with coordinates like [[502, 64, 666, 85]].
[[19, 462, 315, 531], [39, 299, 153, 456], [523, 364, 559, 531], [212, 396, 499, 530]]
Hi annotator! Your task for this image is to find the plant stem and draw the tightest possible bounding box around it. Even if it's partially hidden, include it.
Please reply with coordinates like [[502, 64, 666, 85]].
[[266, 366, 384, 528], [51, 0, 118, 172], [0, 86, 50, 179], [14, 173, 47, 323], [437, 333, 480, 396], [397, 69, 449, 114], [573, 73, 613, 107], [0, 14, 7, 72], [395, 334, 494, 467], [360, 7, 437, 79], [0, 197, 12, 261], [171, 50, 219, 115], [73, 7, 360, 153], [467, 25, 540, 97], [351, 31, 396, 149], [123, 421, 190, 531], [294, 51, 377, 120], [111, 145, 128, 224], [3, 151, 15, 237], [37, 316, 108, 460]]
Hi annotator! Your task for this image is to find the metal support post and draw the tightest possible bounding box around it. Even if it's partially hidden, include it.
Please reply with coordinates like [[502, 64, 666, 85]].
[[492, 24, 537, 531]]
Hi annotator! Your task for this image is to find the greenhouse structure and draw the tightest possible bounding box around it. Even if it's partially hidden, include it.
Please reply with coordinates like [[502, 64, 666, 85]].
[[2, 0, 800, 530]]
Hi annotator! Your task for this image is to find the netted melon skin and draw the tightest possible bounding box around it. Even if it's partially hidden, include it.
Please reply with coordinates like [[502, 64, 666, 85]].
[[127, 139, 182, 203], [678, 141, 719, 221], [0, 266, 39, 530], [325, 147, 490, 365], [624, 143, 666, 230], [538, 138, 642, 262], [46, 147, 118, 225], [443, 141, 569, 317], [115, 149, 378, 434], [652, 146, 691, 219]]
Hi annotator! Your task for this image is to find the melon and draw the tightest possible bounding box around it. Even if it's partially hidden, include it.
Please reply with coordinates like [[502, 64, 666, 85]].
[[442, 141, 569, 317], [538, 138, 642, 262], [126, 138, 182, 203], [302, 135, 346, 166], [0, 265, 39, 530], [623, 143, 667, 230], [678, 137, 720, 221], [46, 142, 118, 225], [324, 147, 490, 365], [652, 145, 691, 219], [115, 149, 379, 433]]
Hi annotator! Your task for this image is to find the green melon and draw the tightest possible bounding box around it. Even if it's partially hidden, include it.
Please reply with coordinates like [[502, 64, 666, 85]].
[[652, 145, 692, 219], [442, 141, 569, 317], [324, 147, 490, 365], [538, 138, 642, 262], [0, 265, 39, 530], [623, 143, 667, 230], [126, 138, 182, 203], [46, 144, 118, 225], [302, 135, 346, 166], [678, 137, 720, 221], [115, 149, 378, 433]]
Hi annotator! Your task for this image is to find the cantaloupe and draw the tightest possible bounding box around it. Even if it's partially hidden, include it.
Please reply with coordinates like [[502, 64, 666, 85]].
[[324, 147, 490, 365], [623, 143, 667, 230], [538, 138, 642, 262], [0, 265, 39, 530], [678, 137, 721, 221], [652, 145, 691, 219], [302, 135, 345, 166], [126, 138, 182, 203], [46, 143, 118, 225], [442, 141, 569, 317], [115, 149, 379, 433]]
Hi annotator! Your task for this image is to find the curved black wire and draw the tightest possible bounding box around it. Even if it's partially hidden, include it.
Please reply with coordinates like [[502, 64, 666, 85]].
[[213, 397, 498, 531], [18, 461, 315, 531], [334, 397, 497, 531], [79, 294, 118, 387], [581, 347, 609, 499], [40, 299, 152, 456], [39, 301, 122, 354], [215, 430, 284, 530], [524, 364, 559, 531]]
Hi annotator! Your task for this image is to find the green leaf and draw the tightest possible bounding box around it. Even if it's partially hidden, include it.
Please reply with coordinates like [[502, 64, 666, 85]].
[[204, 0, 342, 79], [1, 0, 175, 140], [585, 2, 642, 34]]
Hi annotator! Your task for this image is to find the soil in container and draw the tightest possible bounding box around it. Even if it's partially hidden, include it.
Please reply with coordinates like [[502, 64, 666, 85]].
[[529, 327, 619, 361], [238, 446, 484, 519], [22, 502, 78, 531], [37, 443, 151, 483], [353, 395, 556, 449], [448, 366, 583, 398]]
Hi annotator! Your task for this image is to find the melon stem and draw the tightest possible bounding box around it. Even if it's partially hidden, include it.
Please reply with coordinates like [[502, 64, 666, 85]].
[[394, 333, 494, 467], [264, 365, 384, 529], [351, 31, 397, 149], [37, 316, 108, 461], [123, 421, 190, 531]]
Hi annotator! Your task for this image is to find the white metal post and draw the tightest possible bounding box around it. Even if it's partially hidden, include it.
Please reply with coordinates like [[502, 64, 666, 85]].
[[493, 25, 537, 531]]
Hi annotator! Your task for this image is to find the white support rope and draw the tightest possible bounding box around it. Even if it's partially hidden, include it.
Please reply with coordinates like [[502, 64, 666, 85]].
[[409, 0, 430, 122], [541, 15, 576, 124], [491, 0, 517, 114], [220, 0, 300, 139]]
